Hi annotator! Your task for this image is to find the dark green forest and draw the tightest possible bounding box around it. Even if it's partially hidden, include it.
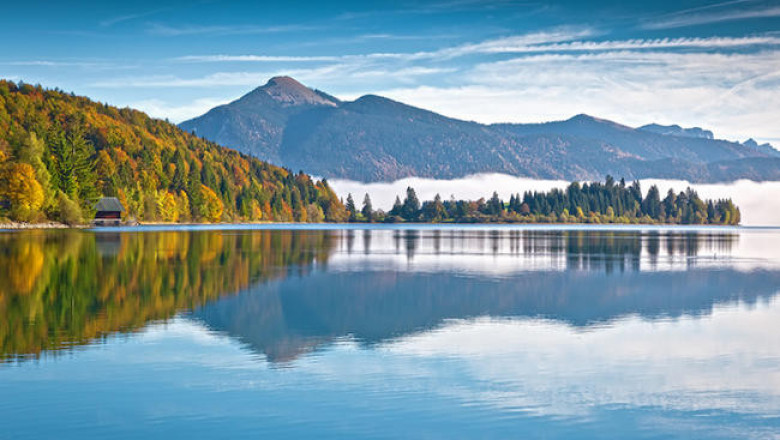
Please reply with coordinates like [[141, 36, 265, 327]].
[[347, 177, 740, 225], [0, 81, 347, 224]]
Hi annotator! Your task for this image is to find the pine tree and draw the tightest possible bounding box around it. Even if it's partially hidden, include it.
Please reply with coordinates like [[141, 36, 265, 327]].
[[401, 187, 420, 221], [642, 185, 661, 219], [68, 127, 98, 213], [390, 196, 403, 216], [361, 193, 373, 222], [187, 165, 203, 220], [49, 127, 77, 198], [487, 191, 502, 216], [346, 193, 357, 222]]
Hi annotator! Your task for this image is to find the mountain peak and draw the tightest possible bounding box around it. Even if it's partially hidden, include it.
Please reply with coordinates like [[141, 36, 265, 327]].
[[569, 114, 606, 123], [743, 138, 758, 148], [250, 76, 338, 108], [567, 113, 629, 129], [742, 138, 779, 155], [265, 76, 305, 89]]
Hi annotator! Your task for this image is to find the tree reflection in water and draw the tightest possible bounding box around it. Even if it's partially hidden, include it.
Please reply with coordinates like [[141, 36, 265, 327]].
[[0, 229, 335, 362], [1, 227, 768, 364]]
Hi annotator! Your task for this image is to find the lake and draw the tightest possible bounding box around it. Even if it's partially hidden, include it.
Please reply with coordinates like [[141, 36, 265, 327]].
[[1, 225, 779, 439]]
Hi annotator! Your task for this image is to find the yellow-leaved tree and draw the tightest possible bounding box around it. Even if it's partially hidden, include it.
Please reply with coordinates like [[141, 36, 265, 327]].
[[201, 185, 224, 223], [0, 163, 44, 222]]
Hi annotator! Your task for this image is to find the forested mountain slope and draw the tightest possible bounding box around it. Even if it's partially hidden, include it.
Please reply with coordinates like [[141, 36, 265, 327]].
[[0, 80, 346, 224]]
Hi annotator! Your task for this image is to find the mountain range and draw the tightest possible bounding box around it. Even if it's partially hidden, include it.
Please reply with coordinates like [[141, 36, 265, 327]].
[[180, 76, 780, 183]]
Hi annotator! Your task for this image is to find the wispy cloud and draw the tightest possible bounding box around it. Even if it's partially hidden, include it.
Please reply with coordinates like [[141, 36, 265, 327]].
[[92, 64, 457, 89], [371, 48, 780, 142], [350, 66, 458, 80], [644, 0, 780, 29], [100, 8, 170, 27], [131, 97, 232, 123], [175, 55, 341, 63], [174, 33, 780, 67], [93, 72, 272, 88], [146, 23, 324, 36], [85, 26, 780, 144], [475, 35, 780, 53], [170, 28, 593, 67], [2, 60, 123, 69], [334, 0, 543, 20]]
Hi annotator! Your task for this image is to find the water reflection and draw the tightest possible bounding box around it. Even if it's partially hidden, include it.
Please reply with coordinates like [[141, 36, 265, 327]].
[[0, 229, 335, 362], [2, 226, 780, 439], [194, 259, 780, 363], [1, 227, 774, 365]]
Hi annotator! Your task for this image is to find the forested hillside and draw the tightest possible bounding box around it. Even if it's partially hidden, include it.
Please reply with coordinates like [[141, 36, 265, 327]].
[[0, 81, 347, 224]]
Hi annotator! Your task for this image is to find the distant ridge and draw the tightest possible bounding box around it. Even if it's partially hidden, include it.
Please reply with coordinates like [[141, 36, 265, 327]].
[[638, 123, 714, 140], [181, 76, 780, 183]]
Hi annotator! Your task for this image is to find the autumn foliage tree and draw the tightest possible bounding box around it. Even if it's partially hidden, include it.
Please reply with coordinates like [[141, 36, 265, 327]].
[[0, 163, 44, 221], [0, 80, 345, 224]]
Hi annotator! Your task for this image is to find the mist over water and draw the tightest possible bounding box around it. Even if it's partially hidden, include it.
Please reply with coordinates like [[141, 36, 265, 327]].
[[330, 174, 780, 226]]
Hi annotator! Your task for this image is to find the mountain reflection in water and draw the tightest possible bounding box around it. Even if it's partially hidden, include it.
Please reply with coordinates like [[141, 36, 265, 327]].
[[1, 227, 777, 364]]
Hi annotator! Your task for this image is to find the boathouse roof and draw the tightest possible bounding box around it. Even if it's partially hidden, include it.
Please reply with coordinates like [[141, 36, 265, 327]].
[[95, 197, 125, 213]]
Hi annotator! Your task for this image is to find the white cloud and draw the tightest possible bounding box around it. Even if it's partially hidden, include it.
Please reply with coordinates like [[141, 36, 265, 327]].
[[92, 64, 456, 90], [174, 34, 780, 66], [147, 23, 322, 36], [170, 28, 595, 65], [175, 55, 341, 63], [384, 302, 780, 420], [130, 97, 233, 123], [500, 35, 780, 52], [360, 49, 780, 142], [645, 3, 780, 29], [92, 30, 780, 142], [4, 60, 114, 68], [99, 7, 170, 27], [92, 72, 275, 88]]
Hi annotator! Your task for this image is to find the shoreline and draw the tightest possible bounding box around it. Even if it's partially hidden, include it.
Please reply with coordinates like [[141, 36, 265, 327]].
[[1, 220, 745, 230], [0, 221, 78, 229]]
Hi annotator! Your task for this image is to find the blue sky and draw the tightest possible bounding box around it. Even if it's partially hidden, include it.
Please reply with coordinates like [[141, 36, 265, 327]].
[[2, 0, 780, 143]]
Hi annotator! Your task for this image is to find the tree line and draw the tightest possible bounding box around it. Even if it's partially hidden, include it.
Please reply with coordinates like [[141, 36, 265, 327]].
[[344, 176, 740, 225], [0, 81, 347, 224]]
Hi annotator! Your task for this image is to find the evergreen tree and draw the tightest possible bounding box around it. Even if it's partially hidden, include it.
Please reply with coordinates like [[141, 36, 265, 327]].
[[642, 185, 662, 219], [49, 127, 76, 198], [361, 193, 373, 222], [346, 193, 357, 222], [187, 165, 203, 220], [401, 187, 420, 221], [487, 191, 503, 216], [422, 193, 446, 222], [68, 127, 98, 212], [389, 196, 403, 216]]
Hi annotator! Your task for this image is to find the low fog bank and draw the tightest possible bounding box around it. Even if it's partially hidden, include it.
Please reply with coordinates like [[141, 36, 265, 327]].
[[329, 174, 780, 226]]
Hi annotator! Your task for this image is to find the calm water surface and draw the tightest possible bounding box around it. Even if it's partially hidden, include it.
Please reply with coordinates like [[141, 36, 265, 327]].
[[1, 225, 779, 439]]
